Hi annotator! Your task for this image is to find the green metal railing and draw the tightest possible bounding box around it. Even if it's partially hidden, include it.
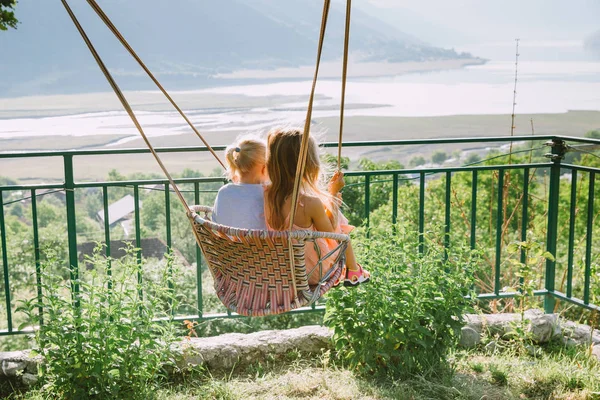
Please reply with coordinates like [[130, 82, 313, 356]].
[[0, 135, 599, 335]]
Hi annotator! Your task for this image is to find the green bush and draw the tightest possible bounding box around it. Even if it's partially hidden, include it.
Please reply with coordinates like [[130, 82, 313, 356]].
[[19, 246, 179, 399], [465, 152, 481, 164], [431, 151, 448, 164], [324, 226, 480, 379], [409, 155, 426, 167]]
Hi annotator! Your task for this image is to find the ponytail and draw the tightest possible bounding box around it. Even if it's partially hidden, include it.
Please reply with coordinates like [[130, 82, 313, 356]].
[[224, 135, 266, 181]]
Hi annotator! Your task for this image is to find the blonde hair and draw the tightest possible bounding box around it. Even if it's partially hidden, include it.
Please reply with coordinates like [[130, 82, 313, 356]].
[[266, 128, 340, 230], [224, 135, 266, 181]]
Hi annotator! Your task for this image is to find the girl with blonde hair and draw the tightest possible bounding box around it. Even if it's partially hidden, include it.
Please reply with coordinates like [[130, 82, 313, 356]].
[[264, 128, 370, 286], [212, 134, 268, 230]]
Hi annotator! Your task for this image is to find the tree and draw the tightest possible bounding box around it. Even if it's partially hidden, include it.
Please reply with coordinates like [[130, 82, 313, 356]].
[[585, 130, 600, 139], [409, 156, 426, 167], [431, 151, 448, 165], [0, 0, 18, 31], [465, 153, 481, 165]]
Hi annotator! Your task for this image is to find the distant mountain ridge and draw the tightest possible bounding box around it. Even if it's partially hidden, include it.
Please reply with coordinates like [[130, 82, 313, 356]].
[[0, 0, 474, 97]]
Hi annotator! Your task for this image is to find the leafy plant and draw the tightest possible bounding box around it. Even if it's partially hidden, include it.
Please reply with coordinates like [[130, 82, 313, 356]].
[[324, 226, 481, 379], [18, 245, 179, 399], [502, 237, 554, 352], [506, 236, 553, 316]]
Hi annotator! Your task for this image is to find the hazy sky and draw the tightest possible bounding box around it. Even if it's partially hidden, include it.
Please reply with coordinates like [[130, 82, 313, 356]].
[[354, 0, 599, 46]]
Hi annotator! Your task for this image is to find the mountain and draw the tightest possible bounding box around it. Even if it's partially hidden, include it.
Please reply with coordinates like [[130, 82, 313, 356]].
[[359, 0, 600, 47], [0, 0, 474, 97]]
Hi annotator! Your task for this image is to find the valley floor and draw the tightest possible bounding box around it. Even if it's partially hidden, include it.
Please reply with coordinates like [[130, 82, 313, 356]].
[[2, 110, 599, 182]]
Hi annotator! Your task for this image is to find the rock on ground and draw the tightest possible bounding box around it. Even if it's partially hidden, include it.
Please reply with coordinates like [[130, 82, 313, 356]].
[[459, 309, 561, 347], [459, 326, 481, 348], [0, 351, 40, 378], [181, 325, 332, 371], [561, 320, 600, 347]]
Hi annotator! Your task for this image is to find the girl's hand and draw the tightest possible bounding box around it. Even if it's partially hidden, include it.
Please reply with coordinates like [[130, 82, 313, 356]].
[[328, 170, 345, 195]]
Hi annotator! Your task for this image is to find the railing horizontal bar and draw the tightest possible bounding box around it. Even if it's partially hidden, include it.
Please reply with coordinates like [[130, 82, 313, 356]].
[[557, 136, 600, 146], [561, 164, 600, 174], [0, 146, 230, 158], [10, 295, 600, 332], [344, 163, 551, 177], [75, 177, 227, 188], [0, 184, 65, 191], [477, 290, 548, 300], [552, 291, 600, 312], [10, 305, 327, 336], [170, 305, 327, 322], [0, 329, 36, 336], [322, 136, 560, 147], [323, 136, 588, 147], [2, 135, 598, 159]]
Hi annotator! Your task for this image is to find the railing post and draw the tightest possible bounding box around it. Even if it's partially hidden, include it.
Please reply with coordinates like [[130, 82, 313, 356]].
[[392, 173, 398, 228], [194, 182, 203, 319], [418, 172, 425, 254], [63, 155, 79, 306], [0, 191, 13, 332], [543, 138, 566, 313], [364, 175, 370, 235]]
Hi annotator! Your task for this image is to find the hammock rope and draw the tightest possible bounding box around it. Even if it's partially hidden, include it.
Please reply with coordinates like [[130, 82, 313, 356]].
[[84, 0, 226, 170], [60, 0, 353, 315], [59, 0, 190, 210], [338, 0, 351, 171], [288, 0, 332, 233], [287, 0, 332, 299]]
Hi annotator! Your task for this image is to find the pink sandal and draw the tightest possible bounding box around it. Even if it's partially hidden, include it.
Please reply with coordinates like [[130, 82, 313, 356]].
[[344, 264, 370, 287], [332, 264, 347, 287]]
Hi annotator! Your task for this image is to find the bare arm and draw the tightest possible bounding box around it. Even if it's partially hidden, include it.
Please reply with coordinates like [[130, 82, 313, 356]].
[[303, 195, 335, 233], [327, 171, 345, 195]]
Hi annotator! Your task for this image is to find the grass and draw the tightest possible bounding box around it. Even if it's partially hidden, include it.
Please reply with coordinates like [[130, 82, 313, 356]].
[[10, 342, 598, 400], [154, 344, 600, 400]]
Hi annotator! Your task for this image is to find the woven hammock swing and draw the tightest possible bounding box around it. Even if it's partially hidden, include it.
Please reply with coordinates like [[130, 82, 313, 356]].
[[61, 0, 353, 316]]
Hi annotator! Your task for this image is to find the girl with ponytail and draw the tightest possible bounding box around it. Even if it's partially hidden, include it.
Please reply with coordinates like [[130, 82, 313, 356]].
[[212, 134, 268, 230]]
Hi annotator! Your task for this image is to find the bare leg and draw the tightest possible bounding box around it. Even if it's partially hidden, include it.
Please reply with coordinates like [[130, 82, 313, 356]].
[[345, 241, 358, 271]]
